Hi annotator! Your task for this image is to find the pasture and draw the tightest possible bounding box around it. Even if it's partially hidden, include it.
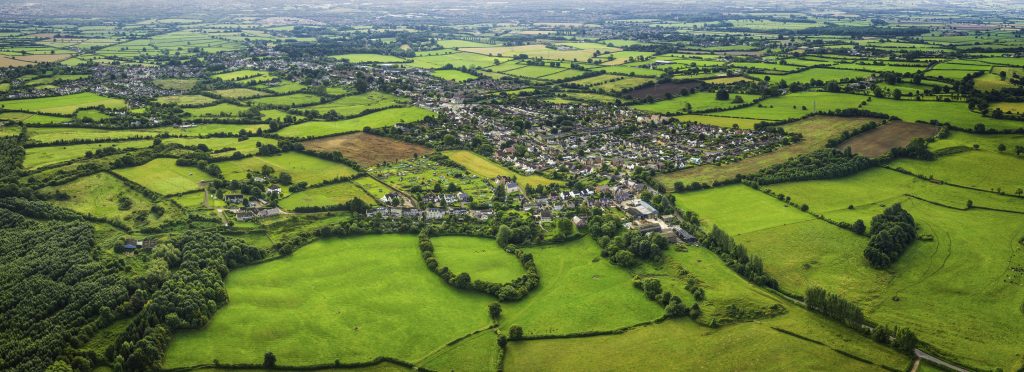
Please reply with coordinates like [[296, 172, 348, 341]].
[[112, 158, 212, 195], [442, 150, 560, 187], [45, 172, 184, 229], [217, 152, 358, 185], [430, 236, 526, 284], [276, 107, 435, 138], [432, 69, 478, 82], [308, 91, 408, 116], [210, 88, 269, 99], [301, 132, 433, 167], [631, 92, 759, 114], [673, 114, 766, 129], [0, 92, 125, 115], [23, 140, 153, 169], [332, 53, 408, 63], [247, 93, 323, 107], [163, 235, 494, 367], [278, 180, 376, 210], [154, 95, 217, 106]]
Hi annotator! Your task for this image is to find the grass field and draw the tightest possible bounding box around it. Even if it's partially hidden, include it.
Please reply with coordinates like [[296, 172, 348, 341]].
[[673, 114, 766, 129], [112, 158, 212, 195], [247, 93, 323, 107], [442, 150, 560, 187], [332, 53, 408, 63], [0, 92, 125, 115], [430, 236, 526, 283], [302, 132, 433, 167], [656, 116, 873, 187], [307, 92, 409, 116], [753, 68, 872, 84], [631, 92, 758, 114], [678, 174, 1024, 370], [889, 150, 1023, 193], [837, 121, 940, 157], [432, 69, 478, 82], [0, 111, 70, 124], [277, 107, 435, 138], [153, 78, 197, 90], [163, 137, 278, 158], [210, 88, 269, 99], [217, 152, 358, 185], [500, 237, 664, 336], [45, 172, 185, 229], [183, 103, 250, 117], [163, 235, 494, 367], [278, 180, 376, 210], [154, 95, 217, 106], [460, 44, 617, 61], [409, 52, 506, 69], [23, 140, 153, 169]]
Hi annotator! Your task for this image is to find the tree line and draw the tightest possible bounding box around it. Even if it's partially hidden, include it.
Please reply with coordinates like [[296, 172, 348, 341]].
[[742, 148, 877, 186]]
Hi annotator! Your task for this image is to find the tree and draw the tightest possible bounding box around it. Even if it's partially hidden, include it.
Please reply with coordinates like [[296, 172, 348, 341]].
[[496, 225, 511, 248], [509, 325, 524, 340], [715, 89, 730, 101], [263, 352, 277, 368], [852, 219, 866, 235], [488, 302, 502, 320], [998, 143, 1007, 152]]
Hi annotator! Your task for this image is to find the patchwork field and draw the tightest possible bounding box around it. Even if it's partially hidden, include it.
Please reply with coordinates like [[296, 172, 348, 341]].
[[302, 132, 433, 166]]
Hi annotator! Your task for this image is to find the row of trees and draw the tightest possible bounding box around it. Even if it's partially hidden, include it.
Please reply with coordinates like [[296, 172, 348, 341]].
[[805, 287, 918, 353], [742, 148, 877, 186], [704, 226, 779, 289], [863, 203, 917, 269], [418, 231, 540, 301]]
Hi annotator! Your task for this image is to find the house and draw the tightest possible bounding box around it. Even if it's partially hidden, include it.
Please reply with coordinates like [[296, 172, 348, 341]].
[[235, 210, 256, 221], [224, 194, 244, 204], [123, 238, 141, 250], [572, 215, 588, 228], [505, 181, 520, 193], [538, 210, 552, 223], [425, 208, 445, 219], [256, 208, 283, 218], [266, 185, 282, 195]]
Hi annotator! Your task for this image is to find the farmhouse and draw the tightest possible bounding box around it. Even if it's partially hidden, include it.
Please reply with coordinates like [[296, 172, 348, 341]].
[[621, 199, 658, 220]]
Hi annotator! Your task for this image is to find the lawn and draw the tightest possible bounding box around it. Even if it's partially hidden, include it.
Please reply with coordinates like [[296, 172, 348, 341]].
[[113, 158, 212, 195], [442, 150, 560, 187], [0, 92, 126, 115], [656, 116, 873, 187], [430, 236, 526, 283], [211, 69, 270, 82], [500, 237, 664, 336], [277, 107, 435, 138], [217, 152, 358, 185], [163, 235, 495, 367], [307, 91, 409, 116], [631, 92, 759, 114], [278, 180, 376, 210]]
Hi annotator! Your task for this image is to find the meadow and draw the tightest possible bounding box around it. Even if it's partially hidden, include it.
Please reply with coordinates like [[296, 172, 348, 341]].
[[442, 150, 560, 187], [332, 53, 409, 63], [112, 158, 212, 195], [217, 152, 358, 185], [752, 68, 872, 84], [278, 180, 376, 210], [0, 111, 70, 124], [673, 114, 766, 129], [45, 172, 185, 229], [163, 235, 495, 367], [430, 236, 526, 284], [23, 140, 153, 169], [432, 69, 479, 82], [307, 91, 408, 116], [0, 92, 125, 115], [276, 107, 435, 138], [631, 92, 759, 114], [210, 88, 269, 99], [889, 150, 1023, 193], [247, 93, 323, 107]]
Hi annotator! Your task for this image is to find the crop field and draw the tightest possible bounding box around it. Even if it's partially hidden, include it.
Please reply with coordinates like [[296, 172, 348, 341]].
[[308, 91, 409, 116], [163, 235, 495, 367], [112, 157, 212, 195], [301, 132, 433, 166], [217, 152, 358, 185], [0, 92, 125, 115], [656, 116, 873, 187], [443, 150, 559, 187], [23, 140, 153, 169], [45, 172, 185, 229], [631, 92, 759, 114], [430, 236, 526, 283], [432, 69, 478, 82], [247, 93, 323, 107], [278, 180, 376, 210], [837, 121, 940, 157], [277, 107, 435, 138]]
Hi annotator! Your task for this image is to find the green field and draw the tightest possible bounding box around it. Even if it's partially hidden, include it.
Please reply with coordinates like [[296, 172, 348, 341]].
[[278, 180, 375, 210], [0, 111, 70, 124], [163, 137, 279, 158], [247, 93, 323, 107], [409, 52, 506, 69], [277, 107, 435, 138], [45, 172, 184, 229], [430, 236, 526, 283], [210, 88, 269, 99], [889, 150, 1023, 193], [23, 140, 153, 169], [332, 53, 408, 63], [112, 158, 212, 195], [631, 92, 759, 114], [154, 95, 218, 106], [184, 103, 250, 117], [0, 92, 126, 115], [500, 237, 663, 335], [674, 114, 766, 129], [163, 235, 495, 367], [442, 150, 560, 187], [432, 69, 479, 82], [217, 152, 358, 185], [307, 91, 409, 116]]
